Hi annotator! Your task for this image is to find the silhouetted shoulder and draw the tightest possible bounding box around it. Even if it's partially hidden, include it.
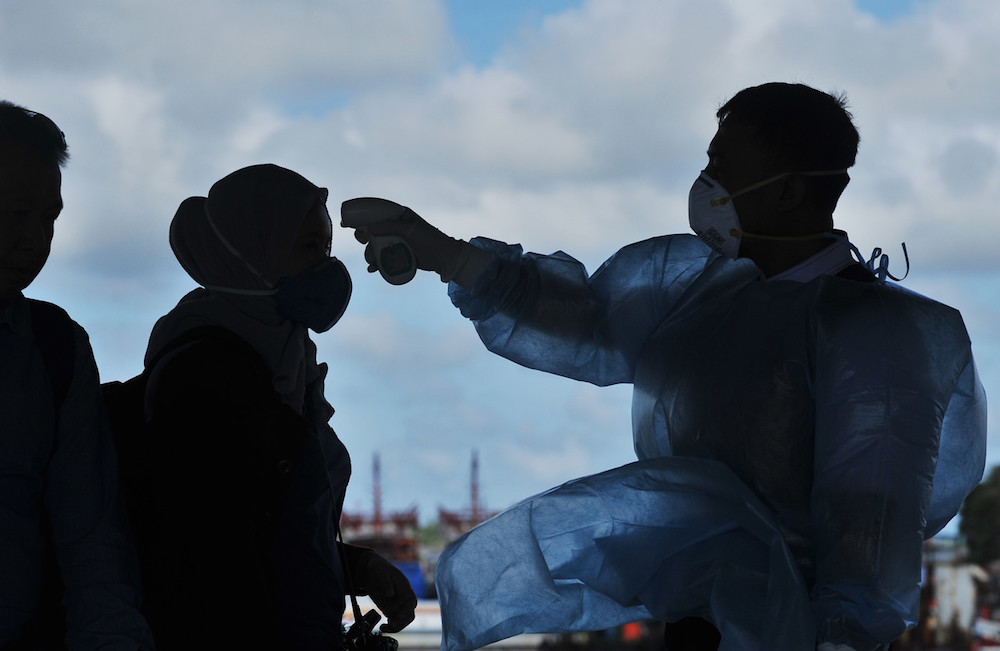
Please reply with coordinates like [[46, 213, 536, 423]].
[[27, 298, 89, 345], [615, 233, 716, 263], [811, 276, 971, 386], [148, 326, 278, 415], [815, 274, 964, 327], [597, 233, 719, 289]]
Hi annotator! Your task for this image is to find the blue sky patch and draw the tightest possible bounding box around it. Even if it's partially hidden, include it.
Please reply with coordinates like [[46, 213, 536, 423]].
[[445, 0, 583, 67], [855, 0, 923, 22]]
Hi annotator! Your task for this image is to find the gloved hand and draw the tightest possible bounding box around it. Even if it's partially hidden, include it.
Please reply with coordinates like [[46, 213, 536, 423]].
[[351, 205, 474, 283], [342, 544, 417, 633]]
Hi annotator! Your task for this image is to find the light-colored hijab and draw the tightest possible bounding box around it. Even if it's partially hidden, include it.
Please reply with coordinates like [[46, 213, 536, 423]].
[[146, 164, 332, 416]]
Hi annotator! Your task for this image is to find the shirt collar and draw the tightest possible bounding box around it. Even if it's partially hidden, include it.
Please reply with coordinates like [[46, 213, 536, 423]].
[[767, 237, 855, 284]]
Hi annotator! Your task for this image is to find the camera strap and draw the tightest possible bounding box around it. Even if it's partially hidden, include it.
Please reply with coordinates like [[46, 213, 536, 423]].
[[337, 525, 371, 635]]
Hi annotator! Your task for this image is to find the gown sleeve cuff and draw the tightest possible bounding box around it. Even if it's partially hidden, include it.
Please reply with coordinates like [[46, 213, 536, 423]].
[[448, 237, 528, 321]]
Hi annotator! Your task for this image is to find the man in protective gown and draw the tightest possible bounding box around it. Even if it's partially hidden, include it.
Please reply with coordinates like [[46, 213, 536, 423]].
[[346, 83, 987, 651]]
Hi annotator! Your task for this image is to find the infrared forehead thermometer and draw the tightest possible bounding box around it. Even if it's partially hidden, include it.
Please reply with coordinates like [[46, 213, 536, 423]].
[[340, 197, 417, 286]]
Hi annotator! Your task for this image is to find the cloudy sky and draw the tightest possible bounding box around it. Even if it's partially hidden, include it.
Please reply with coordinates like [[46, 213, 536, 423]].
[[6, 0, 998, 531]]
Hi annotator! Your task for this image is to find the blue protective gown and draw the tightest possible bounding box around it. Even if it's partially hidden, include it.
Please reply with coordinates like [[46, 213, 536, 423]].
[[436, 234, 987, 651]]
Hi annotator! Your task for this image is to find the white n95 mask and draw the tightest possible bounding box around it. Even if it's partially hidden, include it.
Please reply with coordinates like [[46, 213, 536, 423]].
[[688, 172, 742, 258]]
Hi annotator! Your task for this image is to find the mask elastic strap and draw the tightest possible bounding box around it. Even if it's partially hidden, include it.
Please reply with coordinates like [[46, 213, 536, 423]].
[[731, 229, 829, 242], [202, 201, 275, 293], [710, 168, 850, 208]]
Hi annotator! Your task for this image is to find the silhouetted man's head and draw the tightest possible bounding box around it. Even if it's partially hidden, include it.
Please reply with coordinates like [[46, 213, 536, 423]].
[[0, 101, 68, 298], [716, 82, 859, 216]]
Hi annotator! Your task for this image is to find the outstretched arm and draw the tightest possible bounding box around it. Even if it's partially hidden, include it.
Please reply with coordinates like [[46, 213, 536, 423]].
[[342, 198, 718, 386]]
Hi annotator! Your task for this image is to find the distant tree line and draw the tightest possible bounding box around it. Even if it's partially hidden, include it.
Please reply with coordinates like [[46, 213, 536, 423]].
[[960, 464, 1000, 566]]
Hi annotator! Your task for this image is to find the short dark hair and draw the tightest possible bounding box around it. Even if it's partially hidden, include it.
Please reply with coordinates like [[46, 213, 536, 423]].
[[717, 82, 859, 214], [0, 100, 69, 168]]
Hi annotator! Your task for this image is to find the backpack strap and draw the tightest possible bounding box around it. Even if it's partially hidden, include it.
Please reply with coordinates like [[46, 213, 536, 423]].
[[142, 325, 264, 411], [146, 325, 250, 374], [27, 299, 77, 414]]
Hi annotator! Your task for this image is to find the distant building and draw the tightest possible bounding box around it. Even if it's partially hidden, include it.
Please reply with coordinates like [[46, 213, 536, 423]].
[[340, 507, 421, 562], [340, 450, 499, 599], [436, 450, 499, 543]]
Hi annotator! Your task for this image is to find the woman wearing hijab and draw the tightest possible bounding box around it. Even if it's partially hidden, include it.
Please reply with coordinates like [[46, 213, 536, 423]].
[[135, 164, 415, 649]]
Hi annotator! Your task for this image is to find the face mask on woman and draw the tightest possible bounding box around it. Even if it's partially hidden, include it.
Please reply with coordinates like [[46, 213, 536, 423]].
[[273, 257, 352, 333]]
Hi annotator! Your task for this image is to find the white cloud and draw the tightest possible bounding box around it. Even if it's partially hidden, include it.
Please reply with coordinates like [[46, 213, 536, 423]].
[[0, 0, 452, 91]]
